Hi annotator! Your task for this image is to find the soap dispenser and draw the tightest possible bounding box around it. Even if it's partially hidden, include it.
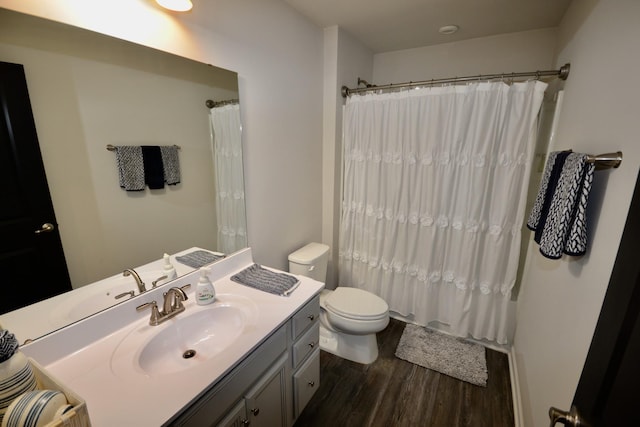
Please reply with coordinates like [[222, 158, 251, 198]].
[[162, 253, 177, 281], [196, 267, 216, 305]]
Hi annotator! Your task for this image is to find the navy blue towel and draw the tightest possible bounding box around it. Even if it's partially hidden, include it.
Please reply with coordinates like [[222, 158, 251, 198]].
[[141, 146, 165, 189]]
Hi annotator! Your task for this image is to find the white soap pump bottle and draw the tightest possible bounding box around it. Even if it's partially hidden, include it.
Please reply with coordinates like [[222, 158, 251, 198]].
[[162, 253, 177, 282], [196, 267, 216, 305]]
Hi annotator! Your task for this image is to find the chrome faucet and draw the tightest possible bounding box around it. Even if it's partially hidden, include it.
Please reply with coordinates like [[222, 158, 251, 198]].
[[123, 268, 146, 293], [163, 286, 189, 315], [136, 284, 191, 326]]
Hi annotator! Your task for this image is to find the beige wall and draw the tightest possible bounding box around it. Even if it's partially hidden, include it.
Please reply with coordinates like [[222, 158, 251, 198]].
[[373, 28, 558, 83], [0, 0, 325, 272], [514, 0, 640, 426]]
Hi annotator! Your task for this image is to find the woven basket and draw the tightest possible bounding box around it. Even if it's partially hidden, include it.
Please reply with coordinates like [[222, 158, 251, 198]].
[[29, 359, 91, 427]]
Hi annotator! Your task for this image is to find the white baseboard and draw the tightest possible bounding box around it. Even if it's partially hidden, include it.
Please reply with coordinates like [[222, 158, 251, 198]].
[[508, 345, 524, 427]]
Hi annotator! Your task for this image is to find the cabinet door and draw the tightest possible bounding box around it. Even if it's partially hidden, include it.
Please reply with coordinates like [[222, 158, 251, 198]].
[[245, 353, 287, 427], [293, 348, 320, 418], [216, 400, 249, 427]]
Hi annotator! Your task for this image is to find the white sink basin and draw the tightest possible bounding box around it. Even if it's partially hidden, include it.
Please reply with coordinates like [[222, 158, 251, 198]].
[[110, 294, 259, 378]]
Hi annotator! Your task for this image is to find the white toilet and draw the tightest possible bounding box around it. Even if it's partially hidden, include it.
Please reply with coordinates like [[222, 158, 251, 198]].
[[289, 243, 389, 364]]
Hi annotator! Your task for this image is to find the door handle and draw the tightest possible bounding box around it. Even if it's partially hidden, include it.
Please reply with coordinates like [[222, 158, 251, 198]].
[[34, 223, 55, 234], [549, 405, 586, 427]]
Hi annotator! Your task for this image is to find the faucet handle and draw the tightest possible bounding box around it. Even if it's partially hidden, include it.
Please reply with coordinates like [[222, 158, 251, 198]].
[[115, 290, 135, 300], [137, 301, 161, 325], [152, 275, 168, 288]]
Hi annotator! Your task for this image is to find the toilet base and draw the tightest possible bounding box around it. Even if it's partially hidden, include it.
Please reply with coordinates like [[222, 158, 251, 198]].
[[319, 324, 379, 364]]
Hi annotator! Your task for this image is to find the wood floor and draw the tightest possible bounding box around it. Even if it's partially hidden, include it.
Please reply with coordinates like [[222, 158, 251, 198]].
[[294, 318, 514, 427]]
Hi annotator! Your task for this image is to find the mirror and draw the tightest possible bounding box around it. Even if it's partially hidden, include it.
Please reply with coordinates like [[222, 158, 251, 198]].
[[0, 9, 247, 340]]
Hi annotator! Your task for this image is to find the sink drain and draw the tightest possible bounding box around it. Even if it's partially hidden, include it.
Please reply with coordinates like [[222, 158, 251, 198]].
[[183, 349, 197, 359]]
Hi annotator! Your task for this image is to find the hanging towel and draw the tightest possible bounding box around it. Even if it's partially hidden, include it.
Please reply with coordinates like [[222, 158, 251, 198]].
[[537, 153, 595, 259], [230, 264, 300, 296], [527, 150, 572, 243], [141, 146, 165, 189], [114, 145, 145, 191], [160, 146, 181, 185]]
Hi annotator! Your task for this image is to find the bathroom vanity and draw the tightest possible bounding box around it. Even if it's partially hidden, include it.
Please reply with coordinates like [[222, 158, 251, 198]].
[[21, 248, 323, 426]]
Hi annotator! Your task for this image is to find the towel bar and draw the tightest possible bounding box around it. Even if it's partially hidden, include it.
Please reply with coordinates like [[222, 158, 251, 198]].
[[106, 144, 181, 151], [586, 151, 622, 170]]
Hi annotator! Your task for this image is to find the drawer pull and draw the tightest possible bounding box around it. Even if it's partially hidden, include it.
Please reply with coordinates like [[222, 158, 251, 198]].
[[308, 342, 315, 348], [308, 381, 315, 387], [307, 314, 315, 321], [251, 408, 260, 416], [241, 419, 250, 426]]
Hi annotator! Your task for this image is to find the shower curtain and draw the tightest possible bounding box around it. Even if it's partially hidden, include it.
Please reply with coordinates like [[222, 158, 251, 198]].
[[339, 81, 547, 344], [210, 103, 247, 254]]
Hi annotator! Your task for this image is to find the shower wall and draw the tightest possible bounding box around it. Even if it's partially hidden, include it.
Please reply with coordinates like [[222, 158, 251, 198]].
[[513, 86, 565, 300]]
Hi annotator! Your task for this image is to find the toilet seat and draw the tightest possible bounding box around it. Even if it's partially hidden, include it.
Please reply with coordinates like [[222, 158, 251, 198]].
[[324, 287, 388, 321]]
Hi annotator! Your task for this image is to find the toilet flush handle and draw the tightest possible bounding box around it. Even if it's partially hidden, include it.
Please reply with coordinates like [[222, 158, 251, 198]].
[[308, 265, 315, 272]]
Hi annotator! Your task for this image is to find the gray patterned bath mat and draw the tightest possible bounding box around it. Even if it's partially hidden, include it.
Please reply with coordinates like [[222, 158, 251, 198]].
[[394, 323, 488, 387]]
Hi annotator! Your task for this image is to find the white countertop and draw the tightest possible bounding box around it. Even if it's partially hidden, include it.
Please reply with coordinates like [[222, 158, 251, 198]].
[[21, 248, 324, 427]]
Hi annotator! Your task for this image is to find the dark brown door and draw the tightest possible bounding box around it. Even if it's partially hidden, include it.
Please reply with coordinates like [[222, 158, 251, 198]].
[[0, 61, 71, 314], [549, 168, 640, 426]]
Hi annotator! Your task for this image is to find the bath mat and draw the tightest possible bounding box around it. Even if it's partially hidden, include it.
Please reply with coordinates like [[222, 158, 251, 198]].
[[394, 323, 488, 387]]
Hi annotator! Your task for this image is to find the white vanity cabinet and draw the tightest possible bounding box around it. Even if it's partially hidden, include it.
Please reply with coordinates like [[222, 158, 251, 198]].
[[168, 294, 321, 427]]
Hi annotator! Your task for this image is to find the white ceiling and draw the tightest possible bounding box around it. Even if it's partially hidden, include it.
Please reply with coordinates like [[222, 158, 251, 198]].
[[283, 0, 573, 53]]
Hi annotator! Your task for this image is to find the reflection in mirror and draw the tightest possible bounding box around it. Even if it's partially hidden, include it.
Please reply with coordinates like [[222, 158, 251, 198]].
[[0, 8, 247, 341], [209, 100, 247, 254]]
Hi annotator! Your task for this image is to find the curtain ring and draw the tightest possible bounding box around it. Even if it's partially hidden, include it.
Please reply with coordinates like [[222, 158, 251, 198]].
[[535, 71, 541, 80]]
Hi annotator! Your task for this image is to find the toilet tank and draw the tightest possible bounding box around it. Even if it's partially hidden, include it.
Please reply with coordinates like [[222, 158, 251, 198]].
[[288, 243, 330, 282]]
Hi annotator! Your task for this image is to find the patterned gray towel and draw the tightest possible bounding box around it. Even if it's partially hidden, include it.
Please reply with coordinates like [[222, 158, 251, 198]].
[[115, 146, 145, 191], [527, 150, 563, 231], [538, 153, 595, 259], [231, 264, 300, 296], [160, 146, 181, 185], [176, 250, 225, 268]]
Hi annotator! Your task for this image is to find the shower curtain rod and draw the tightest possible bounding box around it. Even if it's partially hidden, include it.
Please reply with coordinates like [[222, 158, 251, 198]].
[[341, 63, 571, 97], [206, 98, 239, 108]]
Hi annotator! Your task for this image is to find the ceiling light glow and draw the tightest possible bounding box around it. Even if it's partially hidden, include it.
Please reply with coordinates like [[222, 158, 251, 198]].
[[156, 0, 193, 12]]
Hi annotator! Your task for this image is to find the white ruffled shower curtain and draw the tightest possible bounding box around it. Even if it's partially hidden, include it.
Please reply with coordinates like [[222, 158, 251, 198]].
[[210, 103, 247, 254], [339, 81, 547, 344]]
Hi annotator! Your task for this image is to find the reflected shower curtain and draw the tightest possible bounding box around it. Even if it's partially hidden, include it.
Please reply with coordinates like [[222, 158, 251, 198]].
[[210, 103, 247, 254], [339, 81, 547, 344]]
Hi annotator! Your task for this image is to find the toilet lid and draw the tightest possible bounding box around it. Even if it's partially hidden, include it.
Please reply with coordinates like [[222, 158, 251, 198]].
[[325, 287, 388, 320]]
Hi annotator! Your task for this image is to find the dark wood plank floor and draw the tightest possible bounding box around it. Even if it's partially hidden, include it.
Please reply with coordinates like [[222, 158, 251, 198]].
[[294, 318, 514, 427]]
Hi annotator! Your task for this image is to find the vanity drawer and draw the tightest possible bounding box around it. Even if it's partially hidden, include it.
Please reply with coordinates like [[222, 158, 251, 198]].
[[291, 295, 320, 340], [292, 322, 319, 369], [293, 348, 320, 418]]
